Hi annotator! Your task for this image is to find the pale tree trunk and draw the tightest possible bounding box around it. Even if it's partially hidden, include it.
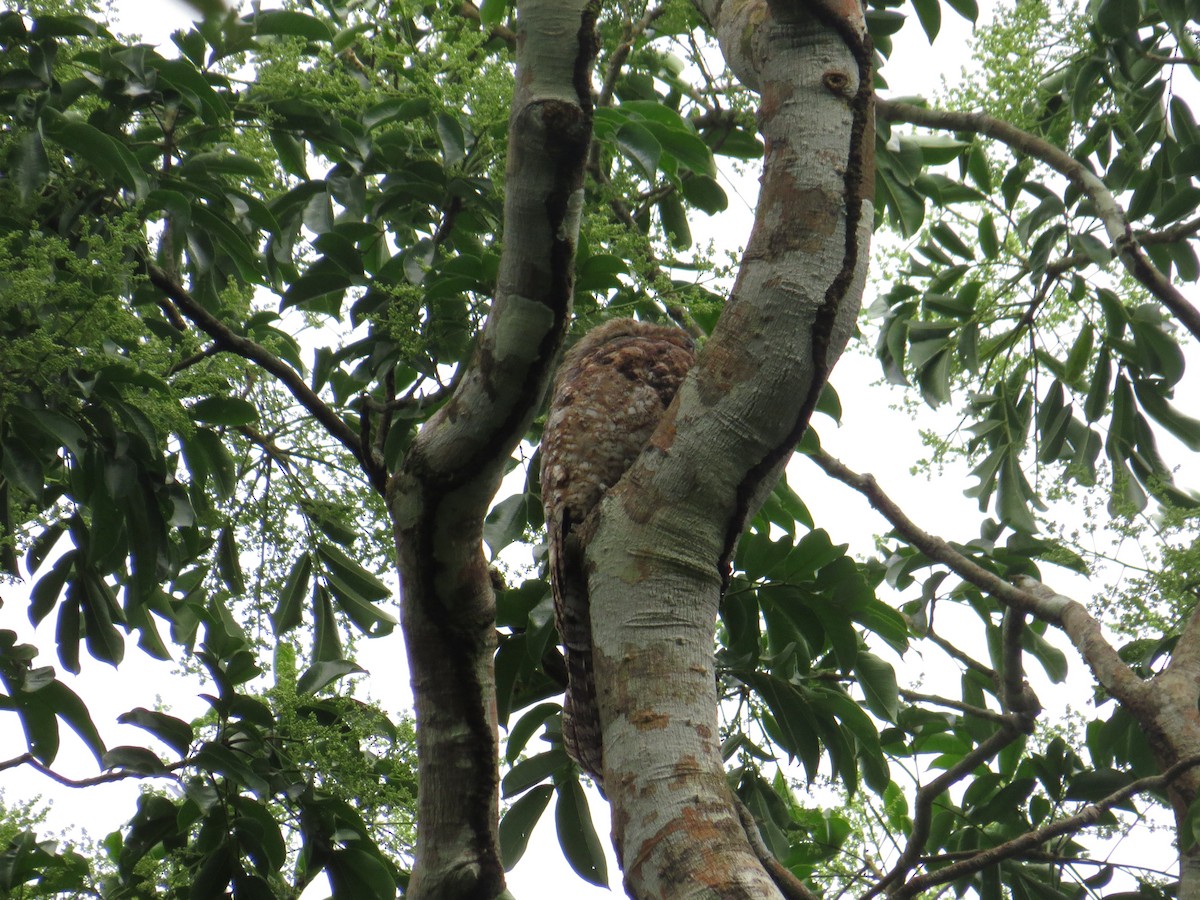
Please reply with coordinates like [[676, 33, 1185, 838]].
[[388, 2, 597, 896], [586, 0, 874, 896]]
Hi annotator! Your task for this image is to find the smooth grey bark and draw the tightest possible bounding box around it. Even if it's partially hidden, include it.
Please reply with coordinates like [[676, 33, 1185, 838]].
[[387, 2, 597, 896], [584, 0, 875, 896]]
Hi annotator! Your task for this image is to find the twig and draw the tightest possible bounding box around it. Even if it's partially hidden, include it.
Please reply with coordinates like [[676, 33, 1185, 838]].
[[899, 689, 1010, 726], [734, 794, 821, 900], [891, 754, 1200, 899], [876, 99, 1200, 343], [457, 1, 517, 48], [863, 727, 1025, 900], [0, 752, 185, 788], [143, 263, 375, 492], [808, 448, 1151, 710]]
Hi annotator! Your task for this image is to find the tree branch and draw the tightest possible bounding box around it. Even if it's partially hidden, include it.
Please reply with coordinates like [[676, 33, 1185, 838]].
[[899, 689, 1012, 726], [0, 752, 185, 788], [876, 98, 1200, 343], [808, 449, 1153, 711], [143, 263, 372, 490], [892, 754, 1200, 899], [865, 726, 1027, 900]]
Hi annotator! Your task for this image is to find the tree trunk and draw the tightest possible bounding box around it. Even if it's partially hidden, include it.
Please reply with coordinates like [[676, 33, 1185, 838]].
[[588, 1, 874, 895], [389, 2, 598, 895]]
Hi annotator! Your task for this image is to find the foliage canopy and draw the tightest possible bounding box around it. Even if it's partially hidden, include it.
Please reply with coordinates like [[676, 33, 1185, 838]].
[[0, 0, 1199, 896]]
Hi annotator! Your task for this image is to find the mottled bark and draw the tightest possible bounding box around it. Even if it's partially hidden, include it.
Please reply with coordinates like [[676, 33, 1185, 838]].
[[387, 2, 597, 896], [585, 0, 874, 896]]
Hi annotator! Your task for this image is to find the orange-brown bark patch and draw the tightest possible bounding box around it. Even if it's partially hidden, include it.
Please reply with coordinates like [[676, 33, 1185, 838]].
[[630, 709, 670, 731]]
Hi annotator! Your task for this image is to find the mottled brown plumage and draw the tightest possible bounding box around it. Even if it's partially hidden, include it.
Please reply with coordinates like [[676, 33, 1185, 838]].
[[540, 318, 695, 780]]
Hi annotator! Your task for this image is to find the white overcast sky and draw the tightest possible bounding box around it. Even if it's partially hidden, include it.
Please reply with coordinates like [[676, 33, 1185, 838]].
[[4, 0, 1194, 897]]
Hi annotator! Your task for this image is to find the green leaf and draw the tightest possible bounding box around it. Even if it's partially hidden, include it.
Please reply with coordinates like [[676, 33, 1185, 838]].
[[1096, 0, 1141, 37], [502, 748, 569, 798], [233, 796, 287, 875], [326, 847, 396, 900], [1133, 380, 1200, 450], [505, 702, 560, 763], [909, 0, 941, 40], [680, 174, 727, 214], [317, 541, 389, 601], [117, 708, 194, 757], [555, 779, 608, 887], [499, 784, 553, 869], [79, 577, 124, 666], [479, 0, 508, 27], [270, 129, 307, 178], [296, 659, 366, 695], [614, 121, 661, 179], [484, 494, 532, 557], [646, 123, 715, 176], [943, 0, 979, 21], [854, 652, 900, 722], [313, 585, 342, 662], [191, 396, 259, 426], [1023, 628, 1068, 683], [13, 129, 50, 204], [41, 681, 106, 765], [30, 553, 73, 626], [40, 109, 148, 198], [1064, 323, 1094, 385], [866, 9, 907, 36], [436, 113, 467, 167], [252, 9, 333, 41], [216, 526, 245, 595], [119, 795, 182, 878], [659, 194, 691, 249], [102, 745, 167, 774], [1084, 347, 1111, 422], [742, 672, 820, 777], [997, 453, 1038, 533], [272, 553, 312, 635]]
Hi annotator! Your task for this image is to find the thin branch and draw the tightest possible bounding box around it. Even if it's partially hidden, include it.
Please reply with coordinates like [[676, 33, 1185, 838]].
[[808, 449, 1151, 709], [876, 99, 1200, 343], [1000, 609, 1040, 726], [167, 343, 223, 376], [807, 449, 1048, 617], [0, 752, 185, 788], [598, 5, 668, 108], [892, 754, 1200, 899], [863, 727, 1025, 900], [899, 689, 1011, 726], [457, 1, 517, 48], [926, 629, 997, 681], [735, 794, 821, 900], [143, 263, 373, 491]]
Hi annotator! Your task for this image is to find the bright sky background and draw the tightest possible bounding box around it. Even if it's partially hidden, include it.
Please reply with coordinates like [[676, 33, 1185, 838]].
[[2, 0, 1195, 897]]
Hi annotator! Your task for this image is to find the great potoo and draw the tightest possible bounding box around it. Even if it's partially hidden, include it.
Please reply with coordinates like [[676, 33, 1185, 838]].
[[540, 318, 696, 780]]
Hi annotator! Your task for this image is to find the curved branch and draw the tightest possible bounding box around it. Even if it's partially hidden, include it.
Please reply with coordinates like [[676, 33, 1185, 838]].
[[807, 449, 1151, 712], [865, 726, 1026, 900], [143, 264, 372, 489], [899, 689, 1010, 726], [876, 99, 1200, 343], [1, 752, 185, 788], [891, 754, 1200, 900]]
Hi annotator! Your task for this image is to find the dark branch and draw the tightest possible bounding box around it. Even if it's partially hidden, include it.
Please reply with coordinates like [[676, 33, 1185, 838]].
[[892, 754, 1200, 899], [0, 752, 185, 788], [143, 264, 371, 490]]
